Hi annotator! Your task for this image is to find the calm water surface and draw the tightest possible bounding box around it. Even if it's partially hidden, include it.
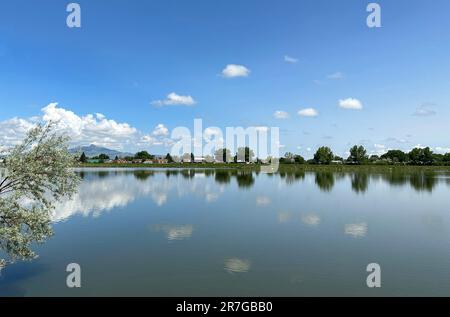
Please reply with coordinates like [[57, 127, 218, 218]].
[[1, 168, 450, 296]]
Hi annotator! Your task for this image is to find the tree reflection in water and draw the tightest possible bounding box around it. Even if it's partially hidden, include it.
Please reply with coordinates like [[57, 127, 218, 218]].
[[351, 173, 369, 193], [314, 171, 335, 192]]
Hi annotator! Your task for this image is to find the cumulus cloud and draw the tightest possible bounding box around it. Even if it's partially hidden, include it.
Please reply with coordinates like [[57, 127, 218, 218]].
[[152, 124, 169, 137], [339, 98, 363, 110], [151, 92, 196, 107], [284, 55, 298, 63], [274, 110, 289, 119], [0, 117, 36, 150], [371, 144, 388, 156], [327, 72, 344, 79], [298, 108, 319, 117], [0, 103, 137, 150], [221, 64, 250, 78], [434, 147, 450, 154], [0, 103, 173, 152]]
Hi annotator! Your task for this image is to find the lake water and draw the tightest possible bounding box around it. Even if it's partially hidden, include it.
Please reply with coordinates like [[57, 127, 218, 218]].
[[1, 167, 450, 296]]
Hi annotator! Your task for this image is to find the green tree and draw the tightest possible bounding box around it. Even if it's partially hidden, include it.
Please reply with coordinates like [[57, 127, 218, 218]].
[[98, 153, 110, 160], [432, 153, 444, 165], [190, 152, 195, 163], [0, 123, 79, 268], [284, 152, 295, 160], [214, 148, 232, 163], [237, 147, 255, 162], [334, 155, 344, 162], [79, 152, 87, 163], [165, 153, 174, 163], [369, 155, 380, 162], [313, 146, 334, 164], [135, 151, 153, 161], [348, 145, 368, 164], [408, 147, 433, 165], [294, 154, 305, 164], [443, 153, 450, 165], [381, 150, 408, 163]]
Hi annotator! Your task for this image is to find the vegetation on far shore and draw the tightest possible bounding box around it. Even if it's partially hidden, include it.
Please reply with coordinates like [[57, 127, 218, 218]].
[[71, 144, 450, 170], [75, 162, 450, 173]]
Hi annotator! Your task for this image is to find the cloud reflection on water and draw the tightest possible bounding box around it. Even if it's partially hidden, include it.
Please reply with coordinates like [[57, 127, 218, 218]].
[[52, 168, 449, 223]]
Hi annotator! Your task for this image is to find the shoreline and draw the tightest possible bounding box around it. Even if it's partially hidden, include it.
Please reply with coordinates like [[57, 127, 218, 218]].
[[74, 163, 450, 172]]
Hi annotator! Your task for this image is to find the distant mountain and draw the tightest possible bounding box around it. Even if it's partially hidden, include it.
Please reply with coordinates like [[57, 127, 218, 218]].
[[69, 145, 133, 158]]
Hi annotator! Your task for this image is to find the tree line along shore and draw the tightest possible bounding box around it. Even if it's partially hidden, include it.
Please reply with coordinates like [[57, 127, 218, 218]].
[[68, 145, 450, 168]]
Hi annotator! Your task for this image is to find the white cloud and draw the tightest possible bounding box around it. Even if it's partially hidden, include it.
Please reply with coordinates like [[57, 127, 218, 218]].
[[372, 144, 387, 156], [284, 55, 298, 63], [327, 72, 344, 79], [221, 64, 250, 78], [140, 135, 155, 143], [339, 98, 363, 110], [434, 147, 450, 154], [152, 124, 169, 137], [41, 103, 137, 149], [298, 108, 319, 117], [0, 103, 174, 152], [151, 92, 196, 107], [274, 110, 289, 119], [413, 104, 436, 117], [0, 117, 36, 150]]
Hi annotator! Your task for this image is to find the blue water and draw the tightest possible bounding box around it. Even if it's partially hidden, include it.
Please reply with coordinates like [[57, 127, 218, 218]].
[[1, 168, 450, 296]]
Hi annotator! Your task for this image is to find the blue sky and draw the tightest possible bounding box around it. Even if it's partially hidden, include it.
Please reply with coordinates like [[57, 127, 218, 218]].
[[1, 0, 449, 158]]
